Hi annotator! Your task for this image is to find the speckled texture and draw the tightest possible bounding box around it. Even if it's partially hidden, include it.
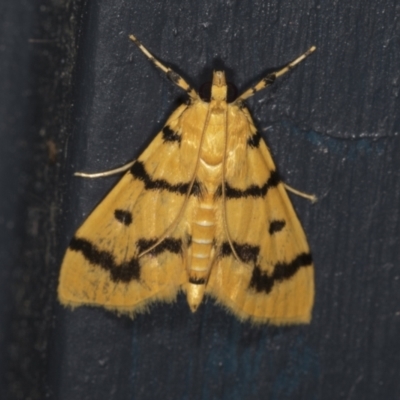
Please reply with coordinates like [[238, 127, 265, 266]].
[[1, 0, 400, 399]]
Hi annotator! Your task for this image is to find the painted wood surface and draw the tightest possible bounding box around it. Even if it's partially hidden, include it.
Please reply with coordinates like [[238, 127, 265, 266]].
[[1, 0, 399, 399]]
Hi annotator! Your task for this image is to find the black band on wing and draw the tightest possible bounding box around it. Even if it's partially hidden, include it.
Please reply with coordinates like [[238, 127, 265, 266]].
[[249, 252, 313, 294], [69, 237, 140, 283], [136, 237, 182, 256], [215, 170, 280, 199], [130, 161, 202, 197], [69, 236, 183, 283], [220, 241, 260, 264], [191, 180, 205, 197]]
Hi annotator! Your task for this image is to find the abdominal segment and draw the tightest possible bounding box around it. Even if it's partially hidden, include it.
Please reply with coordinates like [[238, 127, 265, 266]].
[[185, 156, 222, 311]]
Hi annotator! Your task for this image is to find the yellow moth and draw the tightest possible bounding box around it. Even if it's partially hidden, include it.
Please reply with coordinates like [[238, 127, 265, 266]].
[[58, 35, 316, 324]]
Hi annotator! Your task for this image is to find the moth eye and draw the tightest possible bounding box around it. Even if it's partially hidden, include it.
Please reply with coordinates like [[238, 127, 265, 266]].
[[226, 82, 238, 103], [199, 81, 212, 102]]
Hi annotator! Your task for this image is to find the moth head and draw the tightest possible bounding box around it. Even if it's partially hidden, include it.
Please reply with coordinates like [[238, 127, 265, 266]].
[[211, 71, 228, 102]]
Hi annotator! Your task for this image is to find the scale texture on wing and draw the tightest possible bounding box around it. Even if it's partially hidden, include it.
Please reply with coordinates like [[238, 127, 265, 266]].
[[58, 104, 205, 315], [206, 105, 314, 324]]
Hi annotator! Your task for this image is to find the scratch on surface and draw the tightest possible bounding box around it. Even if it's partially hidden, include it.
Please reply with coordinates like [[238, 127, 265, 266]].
[[267, 118, 391, 158], [346, 374, 363, 400]]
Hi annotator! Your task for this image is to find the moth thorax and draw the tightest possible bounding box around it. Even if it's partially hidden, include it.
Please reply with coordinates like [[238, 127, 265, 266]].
[[211, 71, 227, 102]]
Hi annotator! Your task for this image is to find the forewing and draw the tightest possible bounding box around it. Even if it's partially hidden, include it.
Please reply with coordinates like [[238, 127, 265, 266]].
[[207, 111, 314, 324], [58, 104, 200, 315]]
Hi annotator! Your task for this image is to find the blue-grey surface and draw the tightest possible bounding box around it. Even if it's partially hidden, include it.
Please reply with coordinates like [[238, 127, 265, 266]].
[[0, 0, 35, 395], [1, 0, 400, 399]]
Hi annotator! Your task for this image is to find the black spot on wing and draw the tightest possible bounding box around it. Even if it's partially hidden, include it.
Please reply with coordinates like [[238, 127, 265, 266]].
[[269, 220, 286, 234], [114, 209, 133, 226], [215, 170, 281, 199], [136, 237, 182, 256], [162, 125, 181, 144], [220, 241, 259, 264], [247, 131, 261, 148], [249, 252, 313, 293], [69, 237, 140, 283], [130, 161, 202, 197]]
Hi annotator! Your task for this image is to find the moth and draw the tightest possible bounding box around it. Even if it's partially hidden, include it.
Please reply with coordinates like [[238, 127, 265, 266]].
[[58, 35, 316, 324]]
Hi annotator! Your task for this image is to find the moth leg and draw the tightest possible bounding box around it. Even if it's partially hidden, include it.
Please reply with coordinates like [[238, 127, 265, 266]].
[[284, 183, 317, 203], [129, 35, 199, 100], [236, 46, 316, 102], [74, 160, 135, 178]]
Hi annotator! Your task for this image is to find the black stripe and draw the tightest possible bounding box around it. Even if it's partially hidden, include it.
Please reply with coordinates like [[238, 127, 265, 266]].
[[214, 185, 222, 199], [269, 220, 286, 234], [136, 237, 182, 256], [249, 252, 313, 293], [247, 131, 261, 148], [114, 209, 133, 226], [69, 237, 140, 283], [189, 277, 206, 285], [167, 70, 180, 84], [263, 75, 276, 85], [130, 161, 202, 196], [191, 180, 205, 197], [162, 126, 181, 144], [220, 241, 259, 264], [216, 170, 280, 199]]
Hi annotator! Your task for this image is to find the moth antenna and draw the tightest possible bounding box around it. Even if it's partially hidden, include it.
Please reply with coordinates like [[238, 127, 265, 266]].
[[74, 160, 135, 178], [129, 35, 199, 100], [284, 183, 317, 203], [236, 46, 316, 102]]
